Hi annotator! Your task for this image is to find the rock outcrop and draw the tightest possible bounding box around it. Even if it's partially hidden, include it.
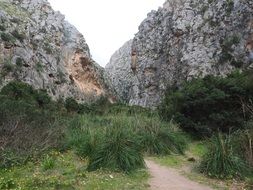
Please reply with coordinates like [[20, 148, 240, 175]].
[[106, 0, 253, 108], [105, 40, 134, 102], [0, 0, 109, 102]]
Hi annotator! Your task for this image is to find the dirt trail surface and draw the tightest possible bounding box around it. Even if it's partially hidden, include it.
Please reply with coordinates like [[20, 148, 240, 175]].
[[146, 160, 213, 190]]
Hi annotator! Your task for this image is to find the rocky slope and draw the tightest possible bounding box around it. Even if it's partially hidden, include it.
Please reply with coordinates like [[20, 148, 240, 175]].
[[0, 0, 109, 102], [106, 0, 253, 108]]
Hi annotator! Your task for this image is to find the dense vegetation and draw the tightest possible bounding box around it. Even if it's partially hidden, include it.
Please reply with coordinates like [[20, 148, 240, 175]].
[[159, 70, 253, 137], [159, 70, 253, 179], [66, 113, 186, 173], [0, 81, 186, 173], [199, 133, 248, 179], [1, 69, 253, 189]]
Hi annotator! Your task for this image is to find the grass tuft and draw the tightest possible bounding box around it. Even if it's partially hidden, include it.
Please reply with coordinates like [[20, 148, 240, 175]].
[[199, 133, 247, 179]]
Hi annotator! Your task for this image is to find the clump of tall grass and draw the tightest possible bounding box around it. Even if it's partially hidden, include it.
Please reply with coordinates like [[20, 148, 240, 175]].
[[87, 127, 145, 173], [66, 116, 145, 172], [199, 133, 247, 179], [67, 114, 187, 173], [136, 118, 187, 155], [41, 155, 55, 171], [232, 121, 253, 168]]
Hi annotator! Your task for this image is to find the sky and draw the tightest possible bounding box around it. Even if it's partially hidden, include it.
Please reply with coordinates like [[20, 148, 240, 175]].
[[48, 0, 165, 67]]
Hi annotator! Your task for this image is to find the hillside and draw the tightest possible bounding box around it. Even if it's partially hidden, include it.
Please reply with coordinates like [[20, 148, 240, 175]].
[[106, 0, 253, 107], [0, 0, 110, 102]]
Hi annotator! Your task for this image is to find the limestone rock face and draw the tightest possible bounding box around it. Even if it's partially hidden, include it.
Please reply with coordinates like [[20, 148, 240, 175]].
[[105, 40, 135, 102], [0, 0, 109, 102], [106, 0, 253, 107]]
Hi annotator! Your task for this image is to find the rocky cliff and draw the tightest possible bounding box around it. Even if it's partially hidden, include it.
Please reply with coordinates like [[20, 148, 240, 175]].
[[106, 0, 253, 108], [105, 40, 134, 102], [0, 0, 109, 102]]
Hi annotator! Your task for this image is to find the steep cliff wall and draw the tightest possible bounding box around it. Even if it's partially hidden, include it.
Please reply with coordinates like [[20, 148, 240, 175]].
[[106, 0, 253, 107], [0, 0, 109, 102], [105, 40, 135, 102]]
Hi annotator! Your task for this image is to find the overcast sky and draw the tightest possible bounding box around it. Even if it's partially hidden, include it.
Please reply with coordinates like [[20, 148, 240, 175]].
[[48, 0, 165, 67]]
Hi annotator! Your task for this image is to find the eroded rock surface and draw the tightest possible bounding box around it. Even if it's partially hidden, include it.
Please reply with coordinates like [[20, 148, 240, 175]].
[[106, 0, 253, 107], [105, 40, 135, 102], [0, 0, 109, 102]]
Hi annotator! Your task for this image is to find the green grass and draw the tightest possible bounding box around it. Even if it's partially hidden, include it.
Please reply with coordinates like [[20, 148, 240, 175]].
[[150, 141, 207, 168], [188, 141, 208, 158], [0, 151, 149, 190], [2, 81, 252, 188], [66, 112, 187, 172], [151, 154, 186, 168], [199, 133, 247, 179]]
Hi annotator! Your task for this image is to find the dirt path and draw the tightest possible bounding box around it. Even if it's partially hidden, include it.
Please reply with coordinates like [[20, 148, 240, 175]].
[[146, 160, 213, 190]]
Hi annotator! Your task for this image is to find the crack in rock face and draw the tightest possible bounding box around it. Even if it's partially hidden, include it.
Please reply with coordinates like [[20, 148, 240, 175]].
[[106, 0, 253, 108]]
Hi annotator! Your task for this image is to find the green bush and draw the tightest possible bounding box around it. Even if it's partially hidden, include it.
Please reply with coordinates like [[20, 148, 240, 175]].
[[87, 127, 145, 173], [0, 82, 51, 108], [137, 121, 187, 155], [65, 97, 79, 112], [232, 122, 253, 168], [0, 82, 66, 168], [34, 89, 51, 107], [67, 113, 187, 173], [199, 133, 247, 179], [0, 81, 35, 100], [66, 116, 145, 173], [159, 71, 253, 137]]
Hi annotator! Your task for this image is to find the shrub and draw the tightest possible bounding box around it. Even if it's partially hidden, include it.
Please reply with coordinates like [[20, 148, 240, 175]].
[[89, 96, 112, 115], [159, 71, 253, 137], [78, 103, 96, 114], [199, 133, 247, 179], [232, 122, 253, 168], [87, 127, 145, 173], [0, 82, 66, 168], [65, 97, 79, 112], [0, 81, 35, 100], [137, 121, 187, 155], [34, 89, 51, 108]]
